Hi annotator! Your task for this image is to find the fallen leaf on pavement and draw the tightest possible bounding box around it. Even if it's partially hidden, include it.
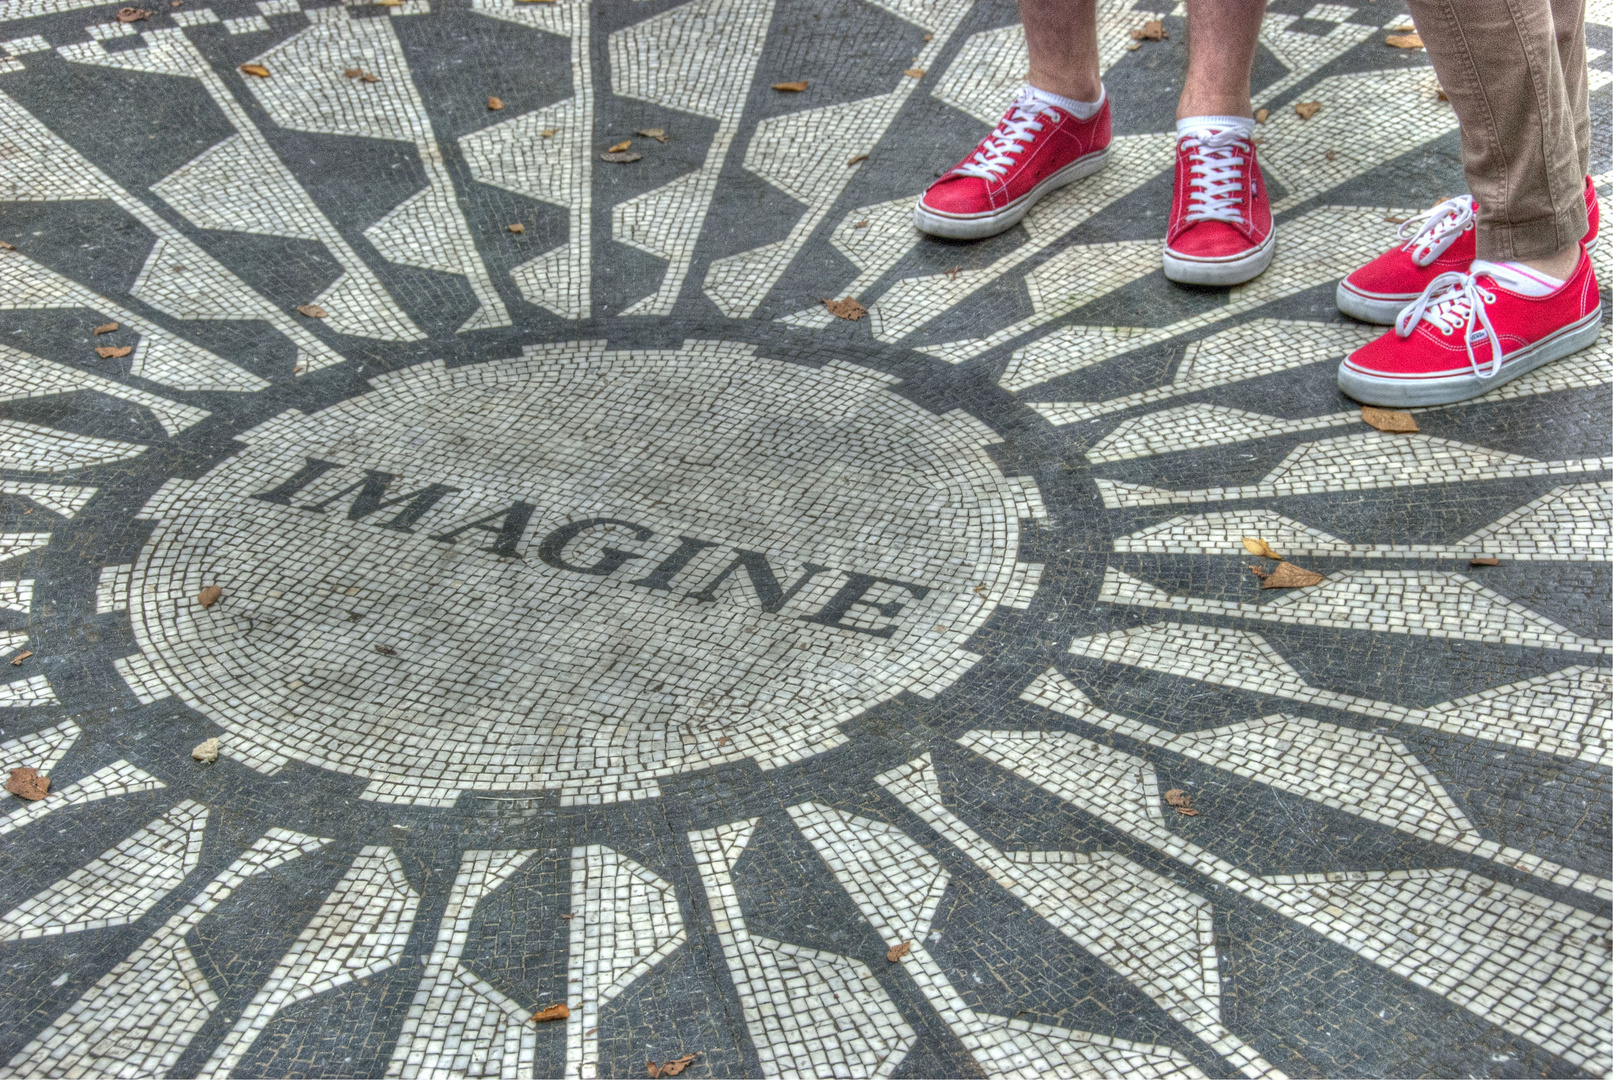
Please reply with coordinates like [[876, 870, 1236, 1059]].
[[559, 913, 576, 919], [296, 303, 328, 318], [507, 223, 525, 234], [1125, 40, 1141, 50], [1385, 32, 1422, 48], [532, 1004, 569, 1023], [1164, 788, 1192, 807], [600, 151, 642, 163], [93, 322, 119, 335], [1361, 405, 1418, 432], [944, 266, 961, 279], [0, 240, 13, 250], [191, 738, 219, 763], [846, 153, 868, 165], [96, 345, 132, 358], [659, 1055, 698, 1077], [1249, 562, 1324, 589], [854, 220, 869, 228], [904, 67, 924, 78], [1241, 537, 1281, 560], [1469, 556, 1500, 566], [771, 80, 808, 92], [1176, 806, 1199, 816], [886, 941, 911, 962], [541, 128, 559, 137], [1436, 85, 1448, 101], [1293, 101, 1321, 120], [488, 96, 504, 110], [637, 127, 669, 142], [10, 651, 32, 666], [374, 644, 397, 655], [1254, 108, 1269, 124], [821, 296, 866, 321], [6, 767, 49, 800], [116, 6, 151, 20], [240, 63, 270, 78], [1325, 150, 1337, 161], [345, 67, 363, 77], [198, 585, 223, 607], [360, 72, 379, 82], [1130, 19, 1166, 39], [608, 140, 631, 152]]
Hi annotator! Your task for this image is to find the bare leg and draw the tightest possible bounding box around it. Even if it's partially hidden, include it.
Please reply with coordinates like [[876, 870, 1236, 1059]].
[[1176, 0, 1265, 119], [1022, 0, 1101, 102]]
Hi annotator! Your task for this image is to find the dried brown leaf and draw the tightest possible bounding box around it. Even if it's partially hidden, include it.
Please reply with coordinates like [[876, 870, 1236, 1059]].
[[1241, 537, 1282, 560], [345, 67, 363, 77], [1360, 405, 1418, 432], [1293, 101, 1321, 120], [115, 6, 151, 20], [507, 223, 525, 234], [1124, 40, 1141, 50], [360, 72, 379, 82], [1130, 19, 1166, 39], [296, 303, 328, 318], [484, 97, 503, 111], [6, 767, 49, 801], [771, 80, 808, 92], [96, 345, 132, 359], [1254, 108, 1269, 124], [886, 941, 911, 962], [922, 32, 932, 40], [821, 296, 866, 321], [1385, 32, 1422, 48], [198, 585, 223, 607], [240, 63, 270, 78], [532, 1003, 569, 1023], [1469, 556, 1500, 566], [374, 644, 397, 655], [647, 1064, 660, 1079], [600, 151, 641, 163], [1250, 561, 1325, 589], [607, 140, 632, 152], [1164, 788, 1192, 807], [1436, 85, 1448, 101], [191, 738, 219, 763], [541, 128, 559, 137], [1325, 150, 1337, 161], [854, 220, 869, 228], [0, 240, 13, 250], [846, 153, 868, 165], [660, 1055, 698, 1077], [9, 651, 32, 666], [1176, 806, 1200, 816], [559, 912, 576, 919], [93, 322, 119, 335], [904, 67, 924, 78], [637, 127, 669, 142]]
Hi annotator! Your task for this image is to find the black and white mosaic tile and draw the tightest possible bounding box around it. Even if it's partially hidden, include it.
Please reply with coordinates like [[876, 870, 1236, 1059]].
[[0, 0, 1609, 1073]]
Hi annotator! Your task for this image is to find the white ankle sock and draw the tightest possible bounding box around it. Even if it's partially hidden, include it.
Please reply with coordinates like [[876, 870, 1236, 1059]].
[[1176, 114, 1256, 139], [1480, 260, 1567, 296], [1024, 83, 1105, 120]]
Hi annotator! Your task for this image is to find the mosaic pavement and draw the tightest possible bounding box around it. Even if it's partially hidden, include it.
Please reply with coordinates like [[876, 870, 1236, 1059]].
[[0, 0, 1609, 1073]]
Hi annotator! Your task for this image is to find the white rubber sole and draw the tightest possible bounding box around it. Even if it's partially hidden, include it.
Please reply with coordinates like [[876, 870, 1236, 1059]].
[[1162, 228, 1275, 286], [912, 147, 1111, 240], [1335, 281, 1413, 325], [1338, 307, 1603, 407]]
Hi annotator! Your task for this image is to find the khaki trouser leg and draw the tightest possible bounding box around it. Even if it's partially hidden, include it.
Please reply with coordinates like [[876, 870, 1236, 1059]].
[[1406, 0, 1590, 261]]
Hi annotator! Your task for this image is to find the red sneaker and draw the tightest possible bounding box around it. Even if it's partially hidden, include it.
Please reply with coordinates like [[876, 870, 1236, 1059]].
[[913, 89, 1111, 240], [1338, 176, 1601, 325], [1338, 249, 1602, 407], [1162, 122, 1274, 286]]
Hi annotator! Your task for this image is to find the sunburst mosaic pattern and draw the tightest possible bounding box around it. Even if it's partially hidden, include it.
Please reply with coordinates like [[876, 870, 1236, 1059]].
[[0, 0, 1608, 1074]]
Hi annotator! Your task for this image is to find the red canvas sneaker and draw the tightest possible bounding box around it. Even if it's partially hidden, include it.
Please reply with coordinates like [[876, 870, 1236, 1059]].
[[1162, 121, 1274, 286], [1338, 249, 1602, 407], [1338, 176, 1601, 325], [913, 89, 1111, 240]]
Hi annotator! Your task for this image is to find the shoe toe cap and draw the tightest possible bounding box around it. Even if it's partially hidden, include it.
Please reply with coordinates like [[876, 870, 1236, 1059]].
[[919, 174, 992, 215]]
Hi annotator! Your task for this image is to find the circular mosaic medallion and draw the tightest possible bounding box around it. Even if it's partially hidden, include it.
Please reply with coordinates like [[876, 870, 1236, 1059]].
[[114, 340, 1044, 804]]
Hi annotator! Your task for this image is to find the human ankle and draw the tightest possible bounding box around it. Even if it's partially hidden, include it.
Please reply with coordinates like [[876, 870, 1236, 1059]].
[[1514, 247, 1582, 283], [1025, 69, 1101, 105]]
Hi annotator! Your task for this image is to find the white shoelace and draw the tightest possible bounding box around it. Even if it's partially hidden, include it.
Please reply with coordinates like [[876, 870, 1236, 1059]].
[[1395, 195, 1476, 266], [951, 92, 1060, 182], [1179, 128, 1253, 225], [1394, 267, 1504, 381]]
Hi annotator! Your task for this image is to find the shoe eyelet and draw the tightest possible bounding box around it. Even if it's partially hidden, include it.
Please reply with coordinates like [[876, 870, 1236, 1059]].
[[1440, 327, 1452, 336]]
